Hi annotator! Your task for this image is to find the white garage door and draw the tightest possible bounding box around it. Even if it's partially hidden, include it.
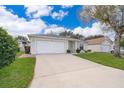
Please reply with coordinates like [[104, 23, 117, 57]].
[[101, 45, 111, 52], [36, 40, 65, 54]]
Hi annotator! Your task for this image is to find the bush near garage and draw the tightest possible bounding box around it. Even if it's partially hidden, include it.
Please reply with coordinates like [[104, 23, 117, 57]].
[[85, 50, 91, 53], [67, 49, 71, 53], [76, 48, 81, 53], [0, 27, 18, 68]]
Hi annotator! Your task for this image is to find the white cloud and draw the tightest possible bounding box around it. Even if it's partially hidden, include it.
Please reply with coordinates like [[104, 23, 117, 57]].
[[25, 5, 69, 20], [61, 5, 73, 8], [73, 22, 104, 37], [51, 10, 68, 20], [44, 24, 70, 35], [0, 6, 47, 36], [44, 22, 105, 38], [25, 5, 53, 18], [0, 6, 108, 39]]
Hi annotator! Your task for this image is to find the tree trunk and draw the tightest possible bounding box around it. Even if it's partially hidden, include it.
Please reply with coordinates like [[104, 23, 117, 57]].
[[114, 33, 121, 57]]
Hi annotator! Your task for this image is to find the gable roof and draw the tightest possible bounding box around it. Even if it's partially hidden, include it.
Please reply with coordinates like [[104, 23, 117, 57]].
[[85, 36, 113, 45]]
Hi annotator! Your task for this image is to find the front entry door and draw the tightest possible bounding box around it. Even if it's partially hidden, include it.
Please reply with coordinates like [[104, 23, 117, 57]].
[[68, 41, 75, 53]]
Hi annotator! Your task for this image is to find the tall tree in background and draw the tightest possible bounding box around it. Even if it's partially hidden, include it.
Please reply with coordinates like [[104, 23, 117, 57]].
[[15, 35, 28, 42], [59, 31, 83, 39], [59, 31, 73, 37], [80, 5, 124, 57], [15, 35, 29, 45]]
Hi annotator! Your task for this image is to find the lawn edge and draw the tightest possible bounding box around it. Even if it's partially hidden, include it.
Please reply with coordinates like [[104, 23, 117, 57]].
[[74, 53, 124, 71]]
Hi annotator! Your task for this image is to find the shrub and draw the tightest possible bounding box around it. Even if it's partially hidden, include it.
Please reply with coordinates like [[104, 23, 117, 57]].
[[67, 49, 71, 53], [87, 49, 91, 52], [0, 27, 18, 68], [85, 49, 91, 53], [110, 50, 114, 54], [76, 48, 81, 53]]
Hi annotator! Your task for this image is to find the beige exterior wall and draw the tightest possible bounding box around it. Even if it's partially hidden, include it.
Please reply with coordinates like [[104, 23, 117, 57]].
[[85, 44, 101, 52]]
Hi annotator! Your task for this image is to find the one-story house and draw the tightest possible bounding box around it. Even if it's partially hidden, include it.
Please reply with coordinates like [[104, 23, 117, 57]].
[[17, 39, 30, 52], [18, 40, 25, 51], [84, 36, 113, 52], [28, 34, 81, 54], [120, 47, 124, 54]]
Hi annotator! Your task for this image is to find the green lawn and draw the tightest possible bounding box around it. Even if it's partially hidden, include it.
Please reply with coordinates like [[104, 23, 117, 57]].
[[16, 51, 25, 57], [0, 57, 35, 88], [76, 52, 124, 70]]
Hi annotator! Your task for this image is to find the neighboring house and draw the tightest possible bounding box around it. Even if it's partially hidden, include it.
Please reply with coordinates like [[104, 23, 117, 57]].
[[120, 47, 124, 54], [28, 34, 81, 54], [17, 39, 30, 52], [18, 40, 25, 51], [84, 36, 113, 52]]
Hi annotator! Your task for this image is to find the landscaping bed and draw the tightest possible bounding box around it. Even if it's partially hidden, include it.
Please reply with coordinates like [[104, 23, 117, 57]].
[[76, 52, 124, 70], [0, 57, 35, 88]]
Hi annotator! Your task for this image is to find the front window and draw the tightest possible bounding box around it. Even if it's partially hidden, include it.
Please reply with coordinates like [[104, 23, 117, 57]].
[[80, 45, 83, 50]]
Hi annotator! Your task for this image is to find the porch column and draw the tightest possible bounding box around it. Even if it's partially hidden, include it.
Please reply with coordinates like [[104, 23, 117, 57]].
[[75, 41, 78, 50], [65, 40, 68, 52]]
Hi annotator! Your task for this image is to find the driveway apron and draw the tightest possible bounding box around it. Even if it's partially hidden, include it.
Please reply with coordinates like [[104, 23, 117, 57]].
[[30, 54, 124, 88]]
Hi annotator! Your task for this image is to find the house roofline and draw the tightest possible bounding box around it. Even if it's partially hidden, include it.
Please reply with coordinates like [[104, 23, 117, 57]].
[[28, 34, 81, 41]]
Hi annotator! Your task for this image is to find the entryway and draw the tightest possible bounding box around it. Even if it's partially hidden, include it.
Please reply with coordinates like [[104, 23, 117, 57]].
[[68, 41, 75, 53]]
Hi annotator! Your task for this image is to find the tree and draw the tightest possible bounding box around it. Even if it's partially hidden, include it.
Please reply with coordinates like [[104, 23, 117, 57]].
[[76, 34, 84, 39], [0, 27, 18, 68], [59, 31, 84, 39], [15, 35, 29, 45], [15, 35, 28, 41], [80, 5, 124, 57], [59, 31, 73, 37]]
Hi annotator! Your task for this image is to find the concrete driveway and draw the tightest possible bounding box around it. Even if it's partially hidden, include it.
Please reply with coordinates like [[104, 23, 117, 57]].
[[30, 54, 124, 88]]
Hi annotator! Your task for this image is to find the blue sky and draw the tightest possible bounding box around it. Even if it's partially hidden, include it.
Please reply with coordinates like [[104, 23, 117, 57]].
[[0, 5, 102, 37], [5, 5, 95, 29]]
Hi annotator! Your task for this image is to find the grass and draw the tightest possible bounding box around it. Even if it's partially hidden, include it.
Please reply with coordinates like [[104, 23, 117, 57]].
[[76, 52, 124, 70], [0, 57, 35, 88], [16, 51, 25, 57]]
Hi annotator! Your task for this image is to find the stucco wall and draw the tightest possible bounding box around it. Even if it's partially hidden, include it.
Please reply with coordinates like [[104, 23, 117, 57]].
[[29, 36, 81, 54], [84, 44, 101, 52]]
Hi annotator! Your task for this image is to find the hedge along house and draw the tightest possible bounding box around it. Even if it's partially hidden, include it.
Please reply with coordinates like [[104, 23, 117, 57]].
[[28, 34, 81, 54]]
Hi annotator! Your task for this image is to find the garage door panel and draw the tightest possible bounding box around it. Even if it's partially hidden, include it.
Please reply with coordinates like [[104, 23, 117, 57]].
[[36, 41, 65, 54]]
